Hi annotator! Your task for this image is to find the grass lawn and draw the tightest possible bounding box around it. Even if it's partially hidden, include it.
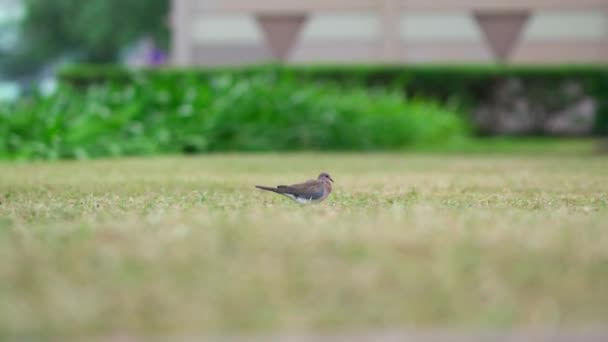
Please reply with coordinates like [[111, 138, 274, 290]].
[[1, 148, 608, 338]]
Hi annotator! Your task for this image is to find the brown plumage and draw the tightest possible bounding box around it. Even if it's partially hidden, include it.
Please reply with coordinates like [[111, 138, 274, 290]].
[[256, 172, 334, 204]]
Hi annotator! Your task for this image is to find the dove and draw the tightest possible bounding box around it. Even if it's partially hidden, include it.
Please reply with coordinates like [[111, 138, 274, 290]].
[[256, 172, 334, 204]]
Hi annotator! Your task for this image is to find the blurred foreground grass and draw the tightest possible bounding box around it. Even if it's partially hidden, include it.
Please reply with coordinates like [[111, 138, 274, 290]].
[[1, 146, 608, 338]]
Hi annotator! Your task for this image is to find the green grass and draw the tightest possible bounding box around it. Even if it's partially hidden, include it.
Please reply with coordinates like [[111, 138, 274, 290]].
[[1, 151, 608, 339], [412, 137, 600, 154]]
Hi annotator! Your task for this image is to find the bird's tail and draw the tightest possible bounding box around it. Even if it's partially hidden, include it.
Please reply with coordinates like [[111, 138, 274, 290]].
[[255, 185, 280, 193]]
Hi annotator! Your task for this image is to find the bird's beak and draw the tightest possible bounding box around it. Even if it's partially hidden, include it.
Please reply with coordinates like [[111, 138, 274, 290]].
[[329, 176, 334, 183]]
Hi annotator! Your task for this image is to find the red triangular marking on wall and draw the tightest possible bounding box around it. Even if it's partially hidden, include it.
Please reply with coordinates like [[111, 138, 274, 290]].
[[474, 12, 530, 62], [256, 15, 307, 61]]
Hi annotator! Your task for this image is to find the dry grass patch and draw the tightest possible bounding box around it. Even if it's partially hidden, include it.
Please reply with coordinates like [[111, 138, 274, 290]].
[[0, 153, 607, 338]]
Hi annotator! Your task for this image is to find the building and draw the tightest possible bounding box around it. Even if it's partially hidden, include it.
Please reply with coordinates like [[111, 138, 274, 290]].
[[170, 0, 608, 66]]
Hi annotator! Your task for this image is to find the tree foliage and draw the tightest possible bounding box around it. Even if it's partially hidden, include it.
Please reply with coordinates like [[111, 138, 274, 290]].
[[0, 0, 169, 78]]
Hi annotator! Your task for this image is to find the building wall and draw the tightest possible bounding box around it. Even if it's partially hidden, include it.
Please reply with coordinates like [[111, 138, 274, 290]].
[[182, 8, 608, 65]]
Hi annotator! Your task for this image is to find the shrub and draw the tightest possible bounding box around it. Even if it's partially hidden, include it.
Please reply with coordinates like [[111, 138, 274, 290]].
[[0, 72, 467, 159], [61, 65, 608, 134], [60, 64, 608, 135]]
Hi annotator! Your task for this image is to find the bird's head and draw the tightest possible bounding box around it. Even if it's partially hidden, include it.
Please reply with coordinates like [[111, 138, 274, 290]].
[[318, 172, 334, 183]]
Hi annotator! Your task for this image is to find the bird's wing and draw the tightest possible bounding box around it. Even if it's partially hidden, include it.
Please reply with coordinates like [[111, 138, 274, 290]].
[[277, 180, 325, 200]]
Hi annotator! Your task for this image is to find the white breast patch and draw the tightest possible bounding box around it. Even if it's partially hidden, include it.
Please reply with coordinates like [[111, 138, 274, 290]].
[[283, 193, 317, 205]]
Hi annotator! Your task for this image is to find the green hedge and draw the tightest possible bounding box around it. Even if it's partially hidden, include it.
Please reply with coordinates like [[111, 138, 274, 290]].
[[3, 64, 606, 160], [0, 72, 467, 160], [59, 64, 608, 135]]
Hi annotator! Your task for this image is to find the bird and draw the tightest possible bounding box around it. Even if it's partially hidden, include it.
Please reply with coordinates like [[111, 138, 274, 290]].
[[256, 172, 334, 204]]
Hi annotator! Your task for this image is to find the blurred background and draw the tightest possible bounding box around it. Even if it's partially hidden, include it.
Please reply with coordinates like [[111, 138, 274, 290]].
[[0, 0, 607, 158]]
